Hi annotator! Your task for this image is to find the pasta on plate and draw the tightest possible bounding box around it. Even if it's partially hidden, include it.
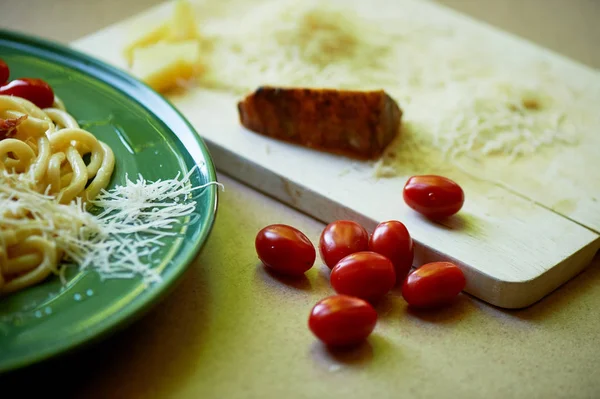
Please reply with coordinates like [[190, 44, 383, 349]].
[[0, 94, 115, 295]]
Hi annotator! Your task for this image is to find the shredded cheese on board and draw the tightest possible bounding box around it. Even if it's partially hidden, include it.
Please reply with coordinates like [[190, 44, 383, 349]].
[[146, 0, 599, 165]]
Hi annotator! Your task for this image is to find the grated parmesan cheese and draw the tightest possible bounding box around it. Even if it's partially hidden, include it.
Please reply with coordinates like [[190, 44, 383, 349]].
[[181, 0, 599, 163], [402, 80, 584, 161], [0, 167, 220, 285]]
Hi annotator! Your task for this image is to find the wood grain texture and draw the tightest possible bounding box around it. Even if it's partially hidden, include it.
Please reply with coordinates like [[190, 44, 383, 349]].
[[70, 0, 600, 308]]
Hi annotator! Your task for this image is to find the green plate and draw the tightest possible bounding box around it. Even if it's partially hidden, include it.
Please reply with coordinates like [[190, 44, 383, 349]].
[[0, 30, 218, 373]]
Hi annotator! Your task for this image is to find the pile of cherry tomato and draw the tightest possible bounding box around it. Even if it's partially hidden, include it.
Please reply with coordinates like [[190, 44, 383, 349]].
[[255, 175, 467, 348], [0, 59, 55, 109]]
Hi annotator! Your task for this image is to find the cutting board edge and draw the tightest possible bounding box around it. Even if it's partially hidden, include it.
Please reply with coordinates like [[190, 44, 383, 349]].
[[465, 241, 600, 309], [207, 140, 600, 309]]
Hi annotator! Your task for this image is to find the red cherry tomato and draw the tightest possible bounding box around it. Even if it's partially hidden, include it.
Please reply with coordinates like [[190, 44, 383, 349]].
[[330, 251, 396, 302], [308, 295, 377, 347], [0, 78, 55, 109], [319, 220, 369, 269], [369, 220, 414, 281], [401, 262, 466, 309], [255, 224, 316, 277], [0, 60, 9, 85], [403, 175, 465, 219]]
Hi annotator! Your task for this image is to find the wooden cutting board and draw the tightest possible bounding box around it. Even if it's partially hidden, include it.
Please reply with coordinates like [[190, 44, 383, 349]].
[[71, 0, 600, 308]]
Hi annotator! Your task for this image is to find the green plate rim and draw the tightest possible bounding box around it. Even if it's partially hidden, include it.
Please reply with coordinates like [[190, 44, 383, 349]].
[[0, 29, 219, 373]]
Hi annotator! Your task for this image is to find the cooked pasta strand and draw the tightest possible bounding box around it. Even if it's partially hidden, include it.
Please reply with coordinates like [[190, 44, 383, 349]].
[[0, 94, 115, 295]]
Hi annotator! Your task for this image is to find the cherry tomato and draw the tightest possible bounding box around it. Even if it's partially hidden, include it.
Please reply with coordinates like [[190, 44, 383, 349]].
[[369, 220, 414, 281], [0, 60, 9, 85], [319, 220, 369, 269], [401, 262, 466, 309], [0, 78, 55, 109], [403, 175, 465, 219], [308, 295, 377, 347], [255, 224, 316, 277], [330, 251, 396, 302]]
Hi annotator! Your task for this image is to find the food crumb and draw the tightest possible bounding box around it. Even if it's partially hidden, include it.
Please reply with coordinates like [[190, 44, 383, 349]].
[[328, 364, 342, 372], [522, 97, 541, 110]]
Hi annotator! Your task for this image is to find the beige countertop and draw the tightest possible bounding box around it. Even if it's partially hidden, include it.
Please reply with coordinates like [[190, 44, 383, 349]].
[[1, 1, 600, 398]]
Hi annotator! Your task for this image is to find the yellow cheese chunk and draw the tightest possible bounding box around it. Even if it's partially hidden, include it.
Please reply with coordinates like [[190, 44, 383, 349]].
[[130, 41, 201, 93], [123, 23, 170, 66], [123, 0, 200, 66], [169, 0, 199, 41]]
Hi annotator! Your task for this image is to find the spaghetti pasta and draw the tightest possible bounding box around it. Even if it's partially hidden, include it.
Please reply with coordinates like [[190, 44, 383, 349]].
[[0, 94, 115, 295]]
